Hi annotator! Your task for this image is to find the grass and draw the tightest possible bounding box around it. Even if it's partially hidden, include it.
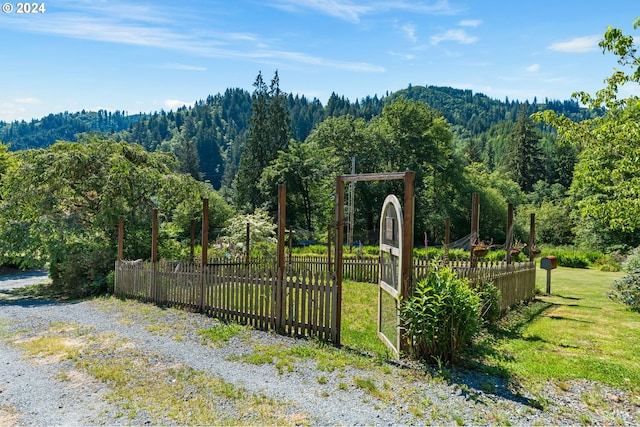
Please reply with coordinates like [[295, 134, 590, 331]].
[[339, 267, 640, 398], [470, 267, 640, 393], [340, 279, 390, 357]]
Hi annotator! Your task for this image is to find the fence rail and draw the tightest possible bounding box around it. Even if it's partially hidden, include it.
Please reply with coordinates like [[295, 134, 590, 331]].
[[115, 259, 337, 342], [287, 256, 536, 311], [114, 256, 535, 344]]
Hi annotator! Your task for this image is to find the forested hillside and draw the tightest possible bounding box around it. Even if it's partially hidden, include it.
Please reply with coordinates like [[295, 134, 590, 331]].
[[0, 84, 597, 191], [0, 110, 143, 151]]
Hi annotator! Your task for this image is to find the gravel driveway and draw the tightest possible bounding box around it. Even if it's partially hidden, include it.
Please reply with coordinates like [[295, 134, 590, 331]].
[[1, 271, 638, 426]]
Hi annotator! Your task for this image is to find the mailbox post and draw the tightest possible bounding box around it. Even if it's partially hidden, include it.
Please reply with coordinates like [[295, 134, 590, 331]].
[[540, 255, 557, 294]]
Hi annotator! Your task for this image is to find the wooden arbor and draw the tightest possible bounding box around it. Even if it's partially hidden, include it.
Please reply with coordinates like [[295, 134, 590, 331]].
[[333, 172, 415, 349]]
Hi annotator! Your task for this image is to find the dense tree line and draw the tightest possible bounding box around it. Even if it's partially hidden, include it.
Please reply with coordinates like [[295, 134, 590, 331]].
[[1, 20, 638, 302], [1, 84, 596, 192], [0, 110, 142, 150]]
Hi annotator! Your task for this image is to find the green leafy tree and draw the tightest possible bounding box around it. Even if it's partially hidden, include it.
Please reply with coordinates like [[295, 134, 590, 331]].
[[258, 140, 338, 236], [0, 135, 227, 294], [536, 18, 640, 249]]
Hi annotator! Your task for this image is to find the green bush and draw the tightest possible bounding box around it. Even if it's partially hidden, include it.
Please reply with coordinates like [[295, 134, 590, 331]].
[[624, 247, 640, 272], [474, 280, 501, 325], [609, 270, 640, 312], [593, 255, 621, 272], [400, 266, 481, 364], [540, 248, 590, 268]]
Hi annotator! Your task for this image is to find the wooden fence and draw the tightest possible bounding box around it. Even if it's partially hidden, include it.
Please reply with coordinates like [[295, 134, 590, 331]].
[[114, 259, 337, 342], [288, 256, 536, 311], [114, 256, 535, 345]]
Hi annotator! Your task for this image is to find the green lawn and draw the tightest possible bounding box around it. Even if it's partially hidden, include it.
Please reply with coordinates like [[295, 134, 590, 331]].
[[340, 267, 640, 394], [475, 267, 640, 392]]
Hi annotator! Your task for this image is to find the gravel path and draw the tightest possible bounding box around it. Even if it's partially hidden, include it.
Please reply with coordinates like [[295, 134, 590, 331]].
[[1, 272, 638, 425]]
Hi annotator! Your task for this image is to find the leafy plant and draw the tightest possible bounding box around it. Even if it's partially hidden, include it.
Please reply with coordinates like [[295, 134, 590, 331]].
[[624, 247, 640, 272], [474, 280, 501, 325], [609, 270, 640, 312], [400, 266, 481, 364]]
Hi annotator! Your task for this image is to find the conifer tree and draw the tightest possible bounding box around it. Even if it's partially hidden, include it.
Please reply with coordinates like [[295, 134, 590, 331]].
[[234, 71, 291, 211], [504, 104, 544, 192]]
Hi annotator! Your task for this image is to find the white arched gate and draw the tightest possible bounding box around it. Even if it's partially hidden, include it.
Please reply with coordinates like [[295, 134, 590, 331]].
[[378, 195, 403, 359]]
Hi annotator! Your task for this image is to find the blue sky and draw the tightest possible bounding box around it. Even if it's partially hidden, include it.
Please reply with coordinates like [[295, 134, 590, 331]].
[[1, 0, 638, 122]]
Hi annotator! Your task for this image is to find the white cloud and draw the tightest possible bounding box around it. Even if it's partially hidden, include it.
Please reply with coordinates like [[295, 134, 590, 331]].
[[388, 51, 416, 60], [15, 97, 42, 105], [158, 63, 207, 71], [431, 29, 477, 45], [548, 35, 600, 53], [164, 99, 192, 110], [526, 64, 540, 73], [0, 4, 383, 73], [459, 19, 481, 27], [402, 23, 417, 42], [270, 0, 458, 23]]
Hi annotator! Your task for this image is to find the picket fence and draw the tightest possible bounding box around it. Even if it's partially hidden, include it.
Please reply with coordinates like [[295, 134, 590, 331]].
[[114, 256, 535, 344], [114, 259, 337, 342], [289, 256, 536, 311]]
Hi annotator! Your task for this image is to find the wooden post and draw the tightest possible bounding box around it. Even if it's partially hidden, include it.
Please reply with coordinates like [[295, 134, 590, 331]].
[[470, 193, 480, 268], [506, 203, 513, 265], [327, 223, 332, 274], [276, 185, 287, 331], [288, 228, 293, 264], [401, 171, 415, 299], [201, 199, 209, 266], [333, 176, 345, 345], [400, 171, 415, 356], [151, 208, 158, 302], [245, 222, 250, 265], [444, 217, 450, 265], [190, 219, 195, 262], [200, 198, 209, 312], [529, 213, 536, 262], [118, 216, 124, 262], [151, 209, 158, 263]]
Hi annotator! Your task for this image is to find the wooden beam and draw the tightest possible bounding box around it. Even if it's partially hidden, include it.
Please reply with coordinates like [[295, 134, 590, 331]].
[[339, 172, 408, 183], [276, 184, 286, 331], [201, 198, 209, 265], [200, 198, 209, 312], [444, 217, 450, 265], [118, 216, 124, 262], [151, 209, 158, 263], [401, 171, 415, 299], [333, 175, 345, 345], [529, 213, 536, 262], [470, 193, 479, 268], [506, 203, 513, 264]]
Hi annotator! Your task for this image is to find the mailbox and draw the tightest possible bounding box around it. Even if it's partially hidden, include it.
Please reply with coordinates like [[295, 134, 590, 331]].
[[540, 255, 557, 294], [540, 255, 557, 271]]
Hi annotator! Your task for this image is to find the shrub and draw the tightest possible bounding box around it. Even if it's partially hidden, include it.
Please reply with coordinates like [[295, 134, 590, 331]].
[[540, 248, 590, 268], [593, 255, 621, 272], [400, 266, 480, 364], [609, 270, 640, 312], [624, 247, 640, 272], [474, 280, 501, 325]]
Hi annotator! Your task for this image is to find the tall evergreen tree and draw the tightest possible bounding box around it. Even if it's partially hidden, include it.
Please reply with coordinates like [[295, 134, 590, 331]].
[[176, 135, 201, 181], [503, 104, 544, 192], [234, 71, 291, 212]]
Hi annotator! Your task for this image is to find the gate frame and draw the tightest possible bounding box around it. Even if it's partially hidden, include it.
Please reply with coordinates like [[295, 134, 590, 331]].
[[334, 171, 415, 351], [378, 194, 403, 358]]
